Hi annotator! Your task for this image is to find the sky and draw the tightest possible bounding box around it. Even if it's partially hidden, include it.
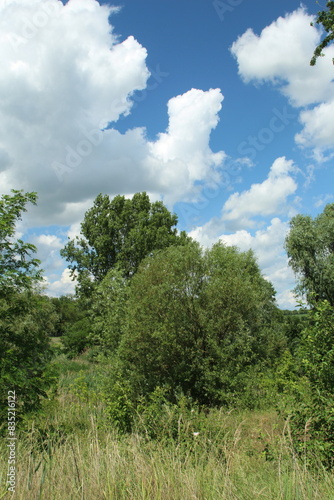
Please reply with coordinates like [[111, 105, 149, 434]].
[[1, 0, 333, 308]]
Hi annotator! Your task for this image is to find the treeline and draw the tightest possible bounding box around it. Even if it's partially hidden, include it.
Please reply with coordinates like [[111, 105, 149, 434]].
[[0, 190, 333, 469]]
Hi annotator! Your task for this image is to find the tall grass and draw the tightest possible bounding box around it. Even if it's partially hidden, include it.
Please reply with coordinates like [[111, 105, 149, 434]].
[[1, 354, 333, 500]]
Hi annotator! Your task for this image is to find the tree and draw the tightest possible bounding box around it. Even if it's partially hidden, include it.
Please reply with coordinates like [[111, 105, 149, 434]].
[[61, 192, 190, 297], [289, 299, 334, 468], [310, 1, 334, 66], [50, 295, 81, 337], [0, 190, 41, 294], [89, 268, 129, 353], [285, 203, 334, 306], [0, 191, 54, 418], [117, 242, 282, 407]]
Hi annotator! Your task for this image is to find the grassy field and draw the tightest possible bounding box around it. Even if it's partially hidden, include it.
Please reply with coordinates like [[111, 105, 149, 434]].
[[1, 353, 333, 500]]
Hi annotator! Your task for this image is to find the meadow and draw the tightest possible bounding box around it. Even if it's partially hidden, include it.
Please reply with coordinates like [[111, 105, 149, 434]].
[[1, 350, 333, 500]]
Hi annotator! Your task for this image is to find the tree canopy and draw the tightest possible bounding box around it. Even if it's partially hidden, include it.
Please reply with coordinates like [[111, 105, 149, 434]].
[[0, 191, 54, 416], [118, 242, 282, 406], [310, 1, 334, 66], [61, 192, 190, 297], [285, 203, 334, 306], [0, 190, 41, 295]]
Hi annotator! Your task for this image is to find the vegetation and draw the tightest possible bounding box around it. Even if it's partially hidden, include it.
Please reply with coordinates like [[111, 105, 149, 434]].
[[117, 241, 284, 409], [61, 192, 190, 298], [1, 191, 334, 497], [285, 203, 334, 306], [0, 191, 54, 417], [1, 354, 333, 500], [310, 1, 334, 66], [284, 203, 334, 471]]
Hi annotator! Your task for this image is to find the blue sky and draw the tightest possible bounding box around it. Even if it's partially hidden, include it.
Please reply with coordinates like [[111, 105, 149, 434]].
[[1, 0, 333, 307]]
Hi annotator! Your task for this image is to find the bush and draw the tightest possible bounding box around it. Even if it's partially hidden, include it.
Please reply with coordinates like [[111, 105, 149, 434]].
[[287, 300, 334, 469], [62, 317, 92, 358], [0, 291, 57, 419], [117, 242, 284, 408]]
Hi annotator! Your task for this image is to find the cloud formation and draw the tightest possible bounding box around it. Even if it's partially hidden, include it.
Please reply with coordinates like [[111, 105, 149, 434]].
[[222, 157, 297, 229], [189, 157, 299, 308], [231, 7, 334, 155], [0, 0, 226, 227]]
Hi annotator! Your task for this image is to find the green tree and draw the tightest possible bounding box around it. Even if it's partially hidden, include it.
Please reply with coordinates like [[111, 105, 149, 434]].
[[285, 203, 334, 306], [0, 190, 41, 293], [50, 295, 81, 337], [289, 299, 334, 468], [0, 191, 55, 417], [310, 1, 334, 66], [117, 242, 282, 407], [61, 192, 190, 297], [89, 268, 129, 353]]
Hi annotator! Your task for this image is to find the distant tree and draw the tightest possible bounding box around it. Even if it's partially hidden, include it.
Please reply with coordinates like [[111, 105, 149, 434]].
[[281, 309, 308, 354], [285, 203, 334, 306], [61, 192, 191, 297], [51, 295, 81, 337], [0, 191, 55, 417], [310, 1, 334, 66], [61, 316, 92, 358]]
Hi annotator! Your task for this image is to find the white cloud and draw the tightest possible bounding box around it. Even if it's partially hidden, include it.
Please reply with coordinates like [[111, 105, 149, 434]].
[[188, 159, 299, 308], [276, 289, 298, 310], [222, 157, 297, 229], [189, 157, 298, 239], [219, 218, 297, 308], [0, 0, 226, 228], [67, 222, 82, 241], [30, 233, 64, 271], [191, 217, 297, 309], [296, 100, 334, 149], [45, 268, 76, 297], [148, 88, 226, 204], [314, 193, 334, 208], [231, 7, 334, 154]]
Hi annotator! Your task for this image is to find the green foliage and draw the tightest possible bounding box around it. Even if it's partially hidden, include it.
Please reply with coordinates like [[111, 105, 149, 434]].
[[288, 300, 334, 468], [0, 291, 56, 417], [61, 192, 191, 297], [0, 190, 41, 293], [310, 1, 334, 66], [279, 206, 334, 467], [117, 242, 284, 408], [61, 317, 92, 358], [104, 377, 136, 434], [50, 295, 81, 337], [282, 309, 308, 354], [285, 203, 334, 306], [89, 268, 129, 353], [0, 191, 56, 418], [52, 296, 95, 358], [299, 299, 334, 391], [134, 389, 207, 444], [34, 294, 60, 338]]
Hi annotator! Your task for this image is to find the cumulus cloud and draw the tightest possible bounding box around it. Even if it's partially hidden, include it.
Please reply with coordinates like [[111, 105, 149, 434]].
[[148, 88, 225, 204], [296, 100, 334, 149], [188, 158, 299, 308], [231, 7, 334, 154], [44, 268, 76, 297], [189, 157, 298, 238], [191, 218, 297, 309], [0, 0, 226, 228], [222, 157, 297, 230]]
